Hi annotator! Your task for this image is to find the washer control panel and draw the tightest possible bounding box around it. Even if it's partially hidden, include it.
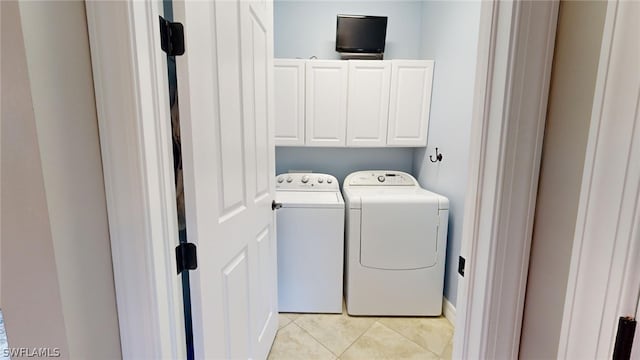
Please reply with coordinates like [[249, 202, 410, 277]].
[[348, 171, 416, 186], [276, 173, 339, 191]]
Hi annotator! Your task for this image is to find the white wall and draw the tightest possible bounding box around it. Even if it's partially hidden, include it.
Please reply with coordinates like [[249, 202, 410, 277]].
[[519, 1, 606, 358], [18, 2, 122, 359], [274, 0, 423, 60], [1, 2, 121, 358], [413, 1, 481, 306], [1, 2, 70, 355]]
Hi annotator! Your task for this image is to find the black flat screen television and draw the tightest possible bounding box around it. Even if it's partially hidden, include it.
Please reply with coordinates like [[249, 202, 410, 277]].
[[335, 15, 388, 54]]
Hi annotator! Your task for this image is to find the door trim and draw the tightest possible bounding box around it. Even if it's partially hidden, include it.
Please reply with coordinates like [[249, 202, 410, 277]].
[[558, 1, 640, 357], [85, 2, 186, 358], [454, 1, 559, 358]]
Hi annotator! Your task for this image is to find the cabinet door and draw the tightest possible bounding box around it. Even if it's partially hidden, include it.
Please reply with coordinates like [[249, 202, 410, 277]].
[[305, 61, 348, 146], [274, 59, 305, 146], [346, 61, 391, 147], [387, 60, 434, 146]]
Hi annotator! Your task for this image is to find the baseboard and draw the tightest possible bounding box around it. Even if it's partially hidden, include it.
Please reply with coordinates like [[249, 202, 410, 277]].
[[443, 297, 456, 326]]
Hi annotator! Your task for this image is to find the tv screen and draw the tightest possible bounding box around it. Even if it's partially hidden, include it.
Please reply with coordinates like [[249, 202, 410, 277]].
[[336, 15, 388, 53]]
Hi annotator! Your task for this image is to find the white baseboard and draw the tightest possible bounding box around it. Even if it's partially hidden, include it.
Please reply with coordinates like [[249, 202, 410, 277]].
[[443, 297, 456, 326]]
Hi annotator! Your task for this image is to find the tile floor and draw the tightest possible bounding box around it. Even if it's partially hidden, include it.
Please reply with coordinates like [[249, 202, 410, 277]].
[[268, 306, 454, 360]]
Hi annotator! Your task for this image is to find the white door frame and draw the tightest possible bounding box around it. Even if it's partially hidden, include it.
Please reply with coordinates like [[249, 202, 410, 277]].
[[453, 1, 558, 358], [85, 1, 186, 358], [86, 0, 559, 359], [558, 1, 640, 358]]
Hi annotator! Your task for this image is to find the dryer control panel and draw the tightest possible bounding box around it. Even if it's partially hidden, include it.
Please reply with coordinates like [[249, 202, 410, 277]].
[[348, 171, 416, 186], [276, 173, 340, 191]]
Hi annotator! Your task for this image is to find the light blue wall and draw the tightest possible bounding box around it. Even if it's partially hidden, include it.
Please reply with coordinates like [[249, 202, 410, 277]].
[[276, 147, 414, 186], [274, 0, 423, 60], [413, 1, 481, 305]]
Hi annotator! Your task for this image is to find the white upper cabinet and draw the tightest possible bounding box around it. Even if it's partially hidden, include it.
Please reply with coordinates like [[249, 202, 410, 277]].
[[274, 59, 305, 146], [387, 60, 434, 146], [273, 59, 433, 148], [346, 61, 391, 147], [305, 61, 348, 147]]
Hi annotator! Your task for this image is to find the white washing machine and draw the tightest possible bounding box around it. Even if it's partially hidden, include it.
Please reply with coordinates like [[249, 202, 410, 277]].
[[343, 170, 449, 316], [275, 173, 345, 313]]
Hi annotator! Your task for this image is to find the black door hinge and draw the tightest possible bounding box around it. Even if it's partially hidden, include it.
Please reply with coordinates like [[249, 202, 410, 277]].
[[159, 16, 185, 56], [613, 316, 636, 360], [176, 243, 197, 274], [272, 200, 283, 211], [458, 256, 466, 277]]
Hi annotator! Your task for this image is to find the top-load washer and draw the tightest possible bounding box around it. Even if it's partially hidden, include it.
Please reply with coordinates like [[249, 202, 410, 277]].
[[342, 170, 449, 316], [275, 173, 344, 313]]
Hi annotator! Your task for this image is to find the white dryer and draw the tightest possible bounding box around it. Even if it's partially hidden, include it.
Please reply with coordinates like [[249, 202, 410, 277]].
[[343, 170, 449, 316], [275, 173, 345, 313]]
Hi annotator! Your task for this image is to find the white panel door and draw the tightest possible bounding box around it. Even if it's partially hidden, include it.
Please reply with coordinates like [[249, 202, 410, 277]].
[[346, 61, 391, 147], [387, 60, 434, 147], [174, 0, 278, 359], [274, 59, 305, 146], [305, 60, 348, 146]]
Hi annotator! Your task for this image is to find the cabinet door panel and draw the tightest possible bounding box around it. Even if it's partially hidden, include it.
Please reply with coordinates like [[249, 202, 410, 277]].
[[305, 61, 348, 147], [387, 60, 434, 146], [346, 61, 391, 147], [274, 59, 305, 146]]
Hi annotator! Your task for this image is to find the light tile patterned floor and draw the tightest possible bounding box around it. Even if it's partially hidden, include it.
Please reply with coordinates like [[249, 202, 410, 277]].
[[268, 307, 454, 360]]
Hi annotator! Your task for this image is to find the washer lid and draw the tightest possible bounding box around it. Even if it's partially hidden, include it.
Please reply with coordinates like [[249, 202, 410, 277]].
[[276, 191, 345, 208]]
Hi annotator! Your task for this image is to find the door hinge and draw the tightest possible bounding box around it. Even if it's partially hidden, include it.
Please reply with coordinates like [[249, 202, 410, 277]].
[[159, 16, 185, 56], [272, 200, 283, 211], [176, 243, 197, 274], [613, 316, 636, 360], [458, 256, 466, 277]]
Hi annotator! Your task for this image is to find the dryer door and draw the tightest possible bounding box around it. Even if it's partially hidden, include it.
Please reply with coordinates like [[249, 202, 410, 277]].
[[359, 196, 439, 270]]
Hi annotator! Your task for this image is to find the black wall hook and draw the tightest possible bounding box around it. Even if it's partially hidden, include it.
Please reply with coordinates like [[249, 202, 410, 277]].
[[429, 147, 443, 163]]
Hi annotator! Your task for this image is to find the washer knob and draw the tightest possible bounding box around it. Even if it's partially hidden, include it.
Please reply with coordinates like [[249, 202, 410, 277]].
[[277, 177, 284, 183], [327, 178, 333, 184], [378, 175, 386, 183], [286, 176, 293, 183], [301, 175, 309, 183], [317, 177, 324, 183]]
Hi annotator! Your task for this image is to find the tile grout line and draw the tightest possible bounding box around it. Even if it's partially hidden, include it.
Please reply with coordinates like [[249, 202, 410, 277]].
[[290, 309, 377, 359], [375, 320, 442, 358], [335, 318, 379, 358], [437, 325, 456, 358], [278, 314, 292, 329], [439, 337, 455, 358], [268, 320, 294, 359], [289, 318, 341, 359]]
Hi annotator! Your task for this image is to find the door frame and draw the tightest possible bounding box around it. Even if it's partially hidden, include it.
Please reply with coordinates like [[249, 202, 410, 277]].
[[453, 1, 558, 358], [86, 0, 559, 358], [557, 1, 640, 357], [85, 1, 186, 358]]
